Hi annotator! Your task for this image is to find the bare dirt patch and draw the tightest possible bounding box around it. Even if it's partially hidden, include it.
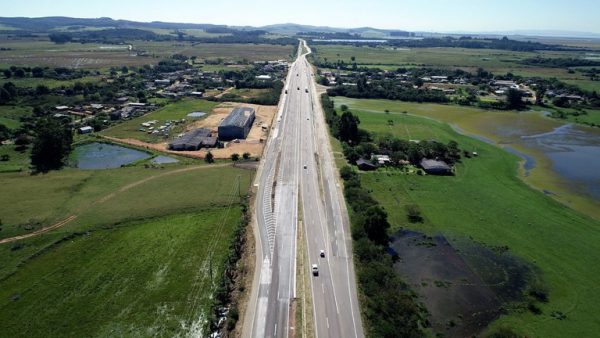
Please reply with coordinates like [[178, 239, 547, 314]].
[[106, 102, 276, 159]]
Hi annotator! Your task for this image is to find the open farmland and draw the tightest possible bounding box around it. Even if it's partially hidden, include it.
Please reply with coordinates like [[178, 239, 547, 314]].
[[0, 39, 294, 69], [335, 99, 600, 337], [0, 209, 241, 337], [312, 45, 600, 92], [0, 75, 100, 89], [0, 156, 253, 336]]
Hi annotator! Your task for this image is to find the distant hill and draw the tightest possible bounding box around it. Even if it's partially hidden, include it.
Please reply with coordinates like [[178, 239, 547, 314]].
[[0, 16, 229, 33], [0, 16, 412, 38], [1, 16, 595, 40]]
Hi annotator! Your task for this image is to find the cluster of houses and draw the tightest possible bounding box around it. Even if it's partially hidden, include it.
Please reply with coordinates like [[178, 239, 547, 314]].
[[53, 101, 158, 134], [355, 154, 453, 175]]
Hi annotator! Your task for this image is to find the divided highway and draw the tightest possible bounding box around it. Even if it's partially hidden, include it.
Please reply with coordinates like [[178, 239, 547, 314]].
[[245, 41, 363, 338]]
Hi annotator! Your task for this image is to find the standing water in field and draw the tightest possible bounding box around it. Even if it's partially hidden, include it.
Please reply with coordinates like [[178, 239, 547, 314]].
[[72, 142, 150, 169], [521, 124, 600, 200], [390, 230, 535, 338]]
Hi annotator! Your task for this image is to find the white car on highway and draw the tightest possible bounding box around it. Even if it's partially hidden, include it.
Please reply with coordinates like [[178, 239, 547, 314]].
[[312, 264, 319, 276]]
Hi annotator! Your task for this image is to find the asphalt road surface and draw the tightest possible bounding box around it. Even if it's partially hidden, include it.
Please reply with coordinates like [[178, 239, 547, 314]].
[[246, 41, 363, 338]]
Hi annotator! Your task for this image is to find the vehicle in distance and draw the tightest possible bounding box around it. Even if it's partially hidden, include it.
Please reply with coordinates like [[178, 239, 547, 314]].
[[320, 250, 325, 257], [297, 87, 300, 90], [312, 264, 319, 276], [305, 88, 308, 93], [303, 164, 307, 169]]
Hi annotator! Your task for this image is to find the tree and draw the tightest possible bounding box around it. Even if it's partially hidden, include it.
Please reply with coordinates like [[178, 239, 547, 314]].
[[49, 33, 72, 44], [414, 78, 424, 88], [205, 151, 214, 163], [535, 84, 546, 106], [506, 88, 525, 109], [0, 88, 10, 104], [35, 84, 50, 95], [3, 69, 11, 78], [339, 111, 360, 144], [362, 206, 390, 246], [121, 66, 129, 74], [231, 153, 240, 161], [31, 67, 44, 78], [242, 152, 251, 160], [30, 117, 73, 172], [13, 68, 25, 78], [0, 123, 11, 142]]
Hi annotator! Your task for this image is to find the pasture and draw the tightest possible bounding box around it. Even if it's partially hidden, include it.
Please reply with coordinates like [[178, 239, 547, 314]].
[[0, 209, 241, 337]]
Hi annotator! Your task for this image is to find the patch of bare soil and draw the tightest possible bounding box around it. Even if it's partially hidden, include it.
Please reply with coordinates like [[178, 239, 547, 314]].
[[103, 101, 276, 159], [0, 215, 77, 244]]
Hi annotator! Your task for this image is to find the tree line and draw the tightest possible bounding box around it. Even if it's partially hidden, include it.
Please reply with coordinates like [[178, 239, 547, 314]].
[[326, 77, 449, 103], [520, 57, 600, 68], [322, 94, 428, 336]]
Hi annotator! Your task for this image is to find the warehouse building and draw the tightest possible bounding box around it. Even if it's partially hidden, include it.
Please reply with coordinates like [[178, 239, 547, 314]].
[[169, 128, 216, 151], [420, 158, 453, 175], [218, 107, 255, 141]]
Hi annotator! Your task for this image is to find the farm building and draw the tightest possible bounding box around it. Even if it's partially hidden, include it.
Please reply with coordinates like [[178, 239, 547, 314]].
[[356, 158, 377, 171], [169, 128, 216, 151], [420, 159, 452, 175], [218, 107, 255, 141], [78, 126, 93, 134]]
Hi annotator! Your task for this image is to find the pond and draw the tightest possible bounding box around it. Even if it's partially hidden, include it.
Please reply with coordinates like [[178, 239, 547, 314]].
[[390, 230, 534, 338], [72, 142, 150, 169]]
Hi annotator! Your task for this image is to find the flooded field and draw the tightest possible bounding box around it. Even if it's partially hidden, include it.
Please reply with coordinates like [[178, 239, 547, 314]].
[[390, 230, 534, 337], [72, 142, 150, 169], [521, 124, 600, 200]]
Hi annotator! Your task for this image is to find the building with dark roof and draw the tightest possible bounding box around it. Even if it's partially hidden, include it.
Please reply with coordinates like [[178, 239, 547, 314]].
[[356, 158, 377, 171], [218, 107, 255, 141], [420, 158, 452, 175], [169, 128, 215, 151]]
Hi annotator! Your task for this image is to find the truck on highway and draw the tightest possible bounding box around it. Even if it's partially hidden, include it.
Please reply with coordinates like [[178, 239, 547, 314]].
[[305, 88, 308, 93], [312, 264, 319, 276]]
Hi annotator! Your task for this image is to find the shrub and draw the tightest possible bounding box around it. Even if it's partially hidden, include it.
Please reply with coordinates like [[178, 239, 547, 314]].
[[406, 204, 424, 223]]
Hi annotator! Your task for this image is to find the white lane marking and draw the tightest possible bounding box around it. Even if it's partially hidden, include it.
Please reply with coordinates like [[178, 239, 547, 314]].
[[326, 317, 330, 329], [305, 45, 361, 337]]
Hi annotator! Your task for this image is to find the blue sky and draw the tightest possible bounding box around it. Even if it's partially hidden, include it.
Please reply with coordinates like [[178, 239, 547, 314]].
[[3, 0, 599, 33]]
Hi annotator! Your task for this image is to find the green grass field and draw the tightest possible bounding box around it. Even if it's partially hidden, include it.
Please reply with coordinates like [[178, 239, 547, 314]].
[[340, 100, 600, 337], [0, 75, 100, 89], [100, 99, 219, 142], [0, 145, 29, 172], [0, 105, 31, 124], [0, 153, 253, 336], [0, 209, 240, 337], [333, 97, 600, 219]]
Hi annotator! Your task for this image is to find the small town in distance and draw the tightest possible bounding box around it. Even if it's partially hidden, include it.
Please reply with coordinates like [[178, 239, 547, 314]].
[[1, 1, 600, 338]]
